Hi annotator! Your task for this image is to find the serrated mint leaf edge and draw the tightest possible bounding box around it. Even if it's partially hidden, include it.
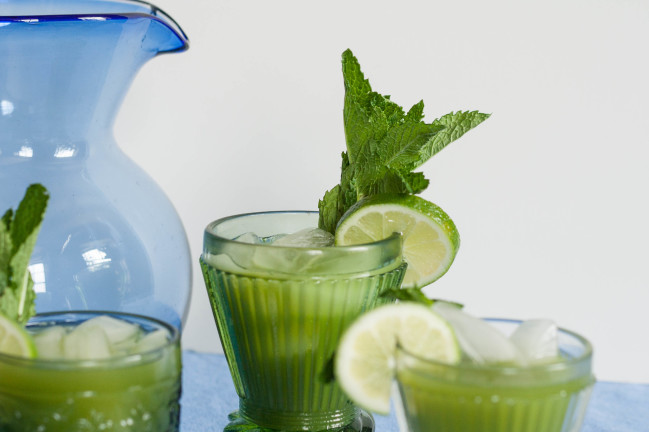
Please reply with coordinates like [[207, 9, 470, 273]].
[[318, 50, 491, 235], [0, 184, 49, 325]]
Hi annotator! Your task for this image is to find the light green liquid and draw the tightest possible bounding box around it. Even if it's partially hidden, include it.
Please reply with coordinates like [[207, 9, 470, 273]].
[[0, 324, 181, 431], [201, 212, 405, 431], [396, 365, 594, 432], [201, 258, 405, 431]]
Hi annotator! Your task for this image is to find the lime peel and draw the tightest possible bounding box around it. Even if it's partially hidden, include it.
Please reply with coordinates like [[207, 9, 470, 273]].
[[0, 312, 37, 358], [335, 194, 460, 288], [334, 303, 460, 415]]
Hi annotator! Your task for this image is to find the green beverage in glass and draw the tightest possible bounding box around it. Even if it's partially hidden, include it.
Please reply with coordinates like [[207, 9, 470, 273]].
[[0, 311, 181, 432], [395, 318, 594, 432], [200, 211, 406, 431]]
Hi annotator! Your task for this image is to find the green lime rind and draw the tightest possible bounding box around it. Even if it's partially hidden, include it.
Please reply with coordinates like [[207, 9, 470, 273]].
[[0, 312, 37, 358], [334, 303, 461, 415], [340, 193, 461, 248], [335, 193, 460, 288]]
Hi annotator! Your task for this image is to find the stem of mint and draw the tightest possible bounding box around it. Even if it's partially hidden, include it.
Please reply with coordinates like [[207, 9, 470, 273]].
[[0, 184, 49, 325], [318, 49, 490, 234]]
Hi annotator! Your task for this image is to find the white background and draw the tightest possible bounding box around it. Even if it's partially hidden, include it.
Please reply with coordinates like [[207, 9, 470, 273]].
[[115, 0, 649, 384]]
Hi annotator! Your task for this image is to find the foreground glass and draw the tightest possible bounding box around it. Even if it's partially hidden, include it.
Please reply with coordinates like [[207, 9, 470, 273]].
[[0, 311, 181, 432], [200, 211, 406, 431], [395, 319, 594, 432]]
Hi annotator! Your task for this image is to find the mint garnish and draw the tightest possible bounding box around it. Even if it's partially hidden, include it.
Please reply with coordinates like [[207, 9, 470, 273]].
[[0, 184, 49, 325], [380, 287, 435, 305], [379, 287, 465, 309], [318, 49, 490, 233]]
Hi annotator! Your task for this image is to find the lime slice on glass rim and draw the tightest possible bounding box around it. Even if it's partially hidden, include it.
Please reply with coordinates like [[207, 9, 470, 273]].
[[0, 313, 37, 358], [334, 194, 460, 288], [335, 303, 460, 415]]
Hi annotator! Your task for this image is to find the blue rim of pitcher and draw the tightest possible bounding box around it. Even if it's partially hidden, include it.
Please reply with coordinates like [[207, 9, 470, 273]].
[[0, 0, 188, 53]]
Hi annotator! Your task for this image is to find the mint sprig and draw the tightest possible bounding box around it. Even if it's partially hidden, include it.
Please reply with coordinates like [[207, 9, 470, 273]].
[[0, 184, 49, 325], [379, 287, 465, 309], [318, 49, 490, 233]]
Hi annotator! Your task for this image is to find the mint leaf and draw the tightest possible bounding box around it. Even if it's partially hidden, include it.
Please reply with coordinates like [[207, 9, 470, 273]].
[[405, 100, 425, 122], [318, 152, 358, 233], [414, 110, 491, 167], [0, 220, 11, 296], [11, 184, 48, 256], [318, 50, 490, 233], [380, 287, 434, 305], [380, 121, 446, 171], [432, 299, 465, 310], [318, 185, 341, 235], [1, 210, 12, 230], [379, 289, 465, 310], [320, 353, 336, 383], [0, 184, 49, 325], [361, 169, 429, 197]]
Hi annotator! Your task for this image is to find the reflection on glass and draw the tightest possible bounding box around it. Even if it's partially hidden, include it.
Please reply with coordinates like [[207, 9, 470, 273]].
[[1, 100, 13, 115], [16, 146, 32, 157], [82, 248, 112, 272], [28, 263, 46, 293], [54, 147, 76, 158]]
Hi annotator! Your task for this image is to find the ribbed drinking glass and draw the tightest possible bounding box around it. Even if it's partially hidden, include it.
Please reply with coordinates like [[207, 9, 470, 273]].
[[0, 311, 181, 432], [200, 211, 406, 432], [395, 319, 595, 432]]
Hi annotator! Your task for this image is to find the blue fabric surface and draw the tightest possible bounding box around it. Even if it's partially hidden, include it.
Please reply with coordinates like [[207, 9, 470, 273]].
[[180, 351, 649, 432]]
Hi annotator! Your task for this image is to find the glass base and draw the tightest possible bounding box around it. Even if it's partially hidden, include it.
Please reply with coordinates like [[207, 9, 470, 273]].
[[224, 410, 375, 432]]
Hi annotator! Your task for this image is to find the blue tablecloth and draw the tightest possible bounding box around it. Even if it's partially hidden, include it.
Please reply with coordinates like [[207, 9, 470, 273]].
[[180, 351, 649, 431]]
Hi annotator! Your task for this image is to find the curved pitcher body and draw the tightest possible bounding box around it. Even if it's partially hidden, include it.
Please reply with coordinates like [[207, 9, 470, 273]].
[[0, 0, 191, 328]]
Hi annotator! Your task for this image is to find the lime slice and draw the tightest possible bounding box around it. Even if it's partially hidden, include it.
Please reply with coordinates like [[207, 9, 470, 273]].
[[335, 194, 460, 288], [335, 303, 460, 415], [0, 313, 37, 358]]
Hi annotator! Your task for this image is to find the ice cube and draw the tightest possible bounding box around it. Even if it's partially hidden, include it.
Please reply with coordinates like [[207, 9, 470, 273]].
[[131, 329, 169, 354], [261, 234, 287, 243], [271, 228, 334, 248], [509, 319, 559, 363], [63, 324, 112, 360], [33, 326, 67, 359], [234, 232, 262, 244], [111, 337, 139, 356], [246, 228, 335, 273], [432, 302, 525, 365], [209, 232, 264, 270], [77, 315, 140, 346]]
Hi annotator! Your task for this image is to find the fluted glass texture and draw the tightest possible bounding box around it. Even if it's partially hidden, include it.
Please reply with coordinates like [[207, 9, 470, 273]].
[[395, 319, 595, 432], [201, 211, 406, 431], [0, 311, 181, 432]]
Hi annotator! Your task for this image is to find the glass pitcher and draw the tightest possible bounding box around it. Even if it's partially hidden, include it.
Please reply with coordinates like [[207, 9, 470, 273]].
[[0, 0, 191, 328]]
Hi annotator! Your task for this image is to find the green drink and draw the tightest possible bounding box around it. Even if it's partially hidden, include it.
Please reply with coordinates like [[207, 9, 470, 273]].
[[200, 211, 406, 431], [395, 319, 594, 432], [0, 311, 181, 432]]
